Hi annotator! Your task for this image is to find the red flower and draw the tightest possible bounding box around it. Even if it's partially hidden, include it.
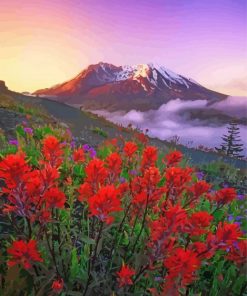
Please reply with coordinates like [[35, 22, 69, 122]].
[[123, 142, 138, 158], [73, 148, 85, 163], [85, 158, 108, 189], [106, 152, 122, 180], [215, 222, 243, 247], [44, 187, 66, 208], [165, 167, 192, 199], [0, 153, 30, 188], [141, 146, 157, 170], [164, 248, 200, 287], [117, 264, 136, 287], [227, 240, 247, 265], [52, 278, 64, 294], [214, 188, 237, 204], [7, 240, 43, 269], [42, 135, 63, 167], [188, 211, 213, 236], [188, 180, 211, 199], [165, 150, 183, 167], [78, 182, 93, 202], [88, 185, 122, 224]]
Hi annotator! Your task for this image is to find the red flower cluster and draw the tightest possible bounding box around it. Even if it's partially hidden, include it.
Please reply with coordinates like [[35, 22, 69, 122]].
[[164, 150, 183, 167], [88, 185, 122, 224], [73, 148, 85, 163], [213, 188, 237, 204], [123, 141, 138, 158], [52, 278, 64, 294], [117, 264, 136, 287], [42, 135, 63, 167], [164, 248, 200, 288], [7, 240, 43, 269]]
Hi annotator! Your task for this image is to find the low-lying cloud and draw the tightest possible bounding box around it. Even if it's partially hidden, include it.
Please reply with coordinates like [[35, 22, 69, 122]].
[[93, 97, 247, 154]]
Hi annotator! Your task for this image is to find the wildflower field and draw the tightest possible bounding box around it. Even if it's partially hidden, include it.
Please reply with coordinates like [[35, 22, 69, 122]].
[[0, 122, 246, 296]]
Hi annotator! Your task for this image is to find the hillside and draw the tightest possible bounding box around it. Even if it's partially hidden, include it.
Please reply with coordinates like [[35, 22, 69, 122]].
[[0, 84, 246, 168]]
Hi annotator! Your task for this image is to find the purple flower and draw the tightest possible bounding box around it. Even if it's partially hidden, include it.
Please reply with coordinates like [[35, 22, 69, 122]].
[[70, 141, 76, 149], [233, 241, 240, 250], [9, 139, 18, 146], [196, 171, 204, 180], [130, 170, 137, 176], [223, 183, 229, 188], [83, 144, 90, 152], [89, 148, 96, 158], [119, 177, 126, 184], [24, 127, 33, 135], [235, 216, 243, 221], [234, 222, 241, 227], [237, 194, 245, 201], [228, 215, 234, 222]]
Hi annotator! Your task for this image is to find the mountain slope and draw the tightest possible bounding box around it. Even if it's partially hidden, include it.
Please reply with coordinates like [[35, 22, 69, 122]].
[[34, 62, 227, 111]]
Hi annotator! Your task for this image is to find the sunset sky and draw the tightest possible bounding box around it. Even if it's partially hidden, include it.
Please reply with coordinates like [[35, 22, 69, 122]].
[[0, 0, 246, 95]]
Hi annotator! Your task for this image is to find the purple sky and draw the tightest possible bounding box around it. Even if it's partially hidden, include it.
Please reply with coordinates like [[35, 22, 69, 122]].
[[1, 0, 246, 95]]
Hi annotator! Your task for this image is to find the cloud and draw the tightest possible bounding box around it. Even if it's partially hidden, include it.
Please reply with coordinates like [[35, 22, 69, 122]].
[[93, 98, 247, 154], [212, 96, 247, 118]]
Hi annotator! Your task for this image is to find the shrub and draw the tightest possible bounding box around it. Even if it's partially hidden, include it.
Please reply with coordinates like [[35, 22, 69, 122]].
[[0, 127, 246, 296]]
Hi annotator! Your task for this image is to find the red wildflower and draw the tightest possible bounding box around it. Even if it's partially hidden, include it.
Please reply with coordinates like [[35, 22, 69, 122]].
[[52, 278, 64, 294], [0, 153, 30, 188], [165, 167, 192, 200], [44, 187, 66, 208], [164, 248, 200, 287], [165, 150, 183, 167], [116, 264, 135, 287], [77, 182, 93, 202], [123, 141, 138, 158], [40, 164, 60, 188], [188, 180, 211, 199], [214, 188, 237, 204], [141, 146, 157, 170], [106, 152, 122, 180], [227, 240, 247, 265], [188, 211, 213, 236], [7, 240, 43, 269], [73, 148, 85, 163], [85, 158, 108, 190], [215, 222, 243, 248], [88, 185, 122, 224], [42, 135, 63, 167]]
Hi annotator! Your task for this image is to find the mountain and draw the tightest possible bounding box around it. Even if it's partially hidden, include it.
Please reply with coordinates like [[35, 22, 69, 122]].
[[34, 62, 227, 111]]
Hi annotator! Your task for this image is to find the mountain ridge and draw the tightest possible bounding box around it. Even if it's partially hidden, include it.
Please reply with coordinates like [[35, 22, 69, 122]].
[[34, 62, 227, 111]]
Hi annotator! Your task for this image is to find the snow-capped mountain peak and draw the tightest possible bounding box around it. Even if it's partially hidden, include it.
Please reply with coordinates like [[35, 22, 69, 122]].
[[34, 62, 226, 111]]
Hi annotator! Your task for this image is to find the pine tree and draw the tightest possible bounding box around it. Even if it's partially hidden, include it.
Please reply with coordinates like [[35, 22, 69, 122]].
[[216, 121, 244, 158]]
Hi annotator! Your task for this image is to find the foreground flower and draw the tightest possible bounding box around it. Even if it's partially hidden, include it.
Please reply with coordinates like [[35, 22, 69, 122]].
[[52, 278, 64, 294], [164, 248, 200, 287], [7, 240, 43, 269], [117, 264, 136, 287], [214, 188, 237, 205], [0, 152, 30, 188], [42, 135, 63, 167], [88, 185, 122, 224], [123, 141, 138, 158], [165, 150, 183, 167], [44, 187, 66, 208], [73, 148, 85, 163], [8, 139, 18, 146]]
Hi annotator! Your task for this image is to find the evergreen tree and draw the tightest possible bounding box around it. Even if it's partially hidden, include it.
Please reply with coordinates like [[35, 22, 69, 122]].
[[216, 121, 244, 158]]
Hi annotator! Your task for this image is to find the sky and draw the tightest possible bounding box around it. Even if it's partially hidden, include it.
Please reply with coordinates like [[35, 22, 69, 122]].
[[0, 0, 246, 95]]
